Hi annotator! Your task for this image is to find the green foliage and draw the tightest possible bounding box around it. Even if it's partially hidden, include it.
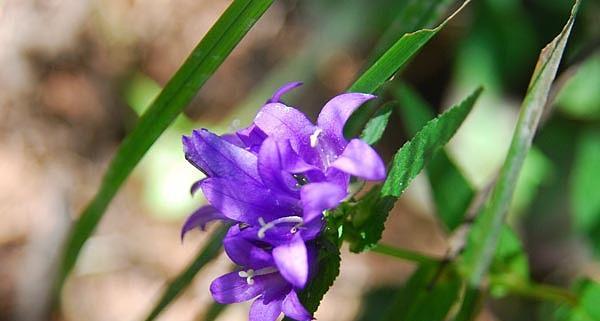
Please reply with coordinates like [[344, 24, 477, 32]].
[[348, 27, 440, 94], [287, 3, 473, 315], [344, 0, 470, 137], [354, 287, 402, 321], [381, 87, 482, 199], [350, 88, 482, 252], [54, 0, 275, 297], [466, 0, 580, 286], [394, 83, 475, 231], [144, 226, 228, 321], [452, 287, 484, 321], [550, 279, 600, 321], [460, 223, 530, 297], [556, 54, 600, 120], [570, 129, 600, 255], [360, 102, 394, 145], [381, 265, 462, 321], [367, 0, 454, 62], [511, 147, 553, 214]]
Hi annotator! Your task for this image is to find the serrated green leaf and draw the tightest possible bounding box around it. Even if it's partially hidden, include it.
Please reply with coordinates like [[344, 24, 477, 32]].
[[394, 83, 475, 231], [144, 225, 227, 321], [467, 0, 580, 286], [381, 265, 462, 321], [360, 102, 394, 145], [350, 87, 482, 252], [570, 128, 600, 256], [54, 0, 274, 297], [382, 87, 482, 198], [344, 1, 471, 137]]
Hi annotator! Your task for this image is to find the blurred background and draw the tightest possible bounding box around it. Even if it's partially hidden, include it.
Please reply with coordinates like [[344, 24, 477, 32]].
[[0, 0, 598, 320]]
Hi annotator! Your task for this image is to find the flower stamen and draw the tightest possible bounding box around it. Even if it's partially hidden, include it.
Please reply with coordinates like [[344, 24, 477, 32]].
[[257, 216, 304, 239], [310, 128, 322, 148], [238, 267, 278, 285]]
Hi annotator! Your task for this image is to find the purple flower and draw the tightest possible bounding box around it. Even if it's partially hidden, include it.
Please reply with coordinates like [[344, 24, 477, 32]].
[[210, 225, 314, 321], [181, 82, 386, 321]]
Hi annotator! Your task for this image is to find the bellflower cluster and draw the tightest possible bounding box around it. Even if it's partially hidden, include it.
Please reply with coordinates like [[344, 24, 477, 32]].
[[181, 82, 386, 321]]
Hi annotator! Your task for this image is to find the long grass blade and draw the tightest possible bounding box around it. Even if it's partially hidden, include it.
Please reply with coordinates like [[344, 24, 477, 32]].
[[54, 0, 274, 299], [467, 0, 580, 286]]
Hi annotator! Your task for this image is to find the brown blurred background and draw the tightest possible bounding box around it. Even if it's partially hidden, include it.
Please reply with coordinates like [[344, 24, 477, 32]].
[[0, 0, 598, 321]]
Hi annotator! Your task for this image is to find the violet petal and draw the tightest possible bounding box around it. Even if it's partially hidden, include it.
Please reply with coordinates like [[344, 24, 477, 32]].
[[220, 133, 245, 147], [258, 138, 319, 194], [266, 81, 303, 104], [249, 297, 283, 321], [200, 177, 300, 225], [236, 124, 267, 150], [190, 178, 204, 196], [224, 226, 274, 269], [254, 103, 316, 153], [282, 291, 312, 321], [182, 129, 261, 184], [300, 182, 347, 222], [317, 93, 376, 147], [272, 234, 309, 288], [209, 271, 265, 304], [180, 205, 230, 241], [330, 138, 386, 181]]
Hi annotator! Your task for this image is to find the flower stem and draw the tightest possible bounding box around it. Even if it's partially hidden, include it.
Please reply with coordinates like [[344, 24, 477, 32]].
[[489, 275, 578, 307], [370, 243, 440, 265], [371, 245, 578, 307]]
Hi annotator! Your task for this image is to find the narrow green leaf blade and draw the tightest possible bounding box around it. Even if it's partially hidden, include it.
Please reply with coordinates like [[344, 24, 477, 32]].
[[144, 226, 228, 321], [467, 0, 580, 286], [394, 83, 475, 231], [55, 0, 274, 296], [350, 87, 482, 252]]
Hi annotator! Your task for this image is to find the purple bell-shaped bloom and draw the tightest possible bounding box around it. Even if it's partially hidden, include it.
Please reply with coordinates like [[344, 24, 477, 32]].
[[180, 82, 386, 321]]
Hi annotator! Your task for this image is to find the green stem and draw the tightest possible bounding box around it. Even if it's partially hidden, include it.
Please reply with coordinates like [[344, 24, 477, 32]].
[[490, 276, 578, 307], [370, 243, 440, 265]]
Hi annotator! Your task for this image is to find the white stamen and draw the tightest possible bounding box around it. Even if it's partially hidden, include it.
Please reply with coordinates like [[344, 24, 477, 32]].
[[309, 128, 322, 148], [257, 216, 304, 239], [238, 267, 278, 285], [238, 269, 254, 284]]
